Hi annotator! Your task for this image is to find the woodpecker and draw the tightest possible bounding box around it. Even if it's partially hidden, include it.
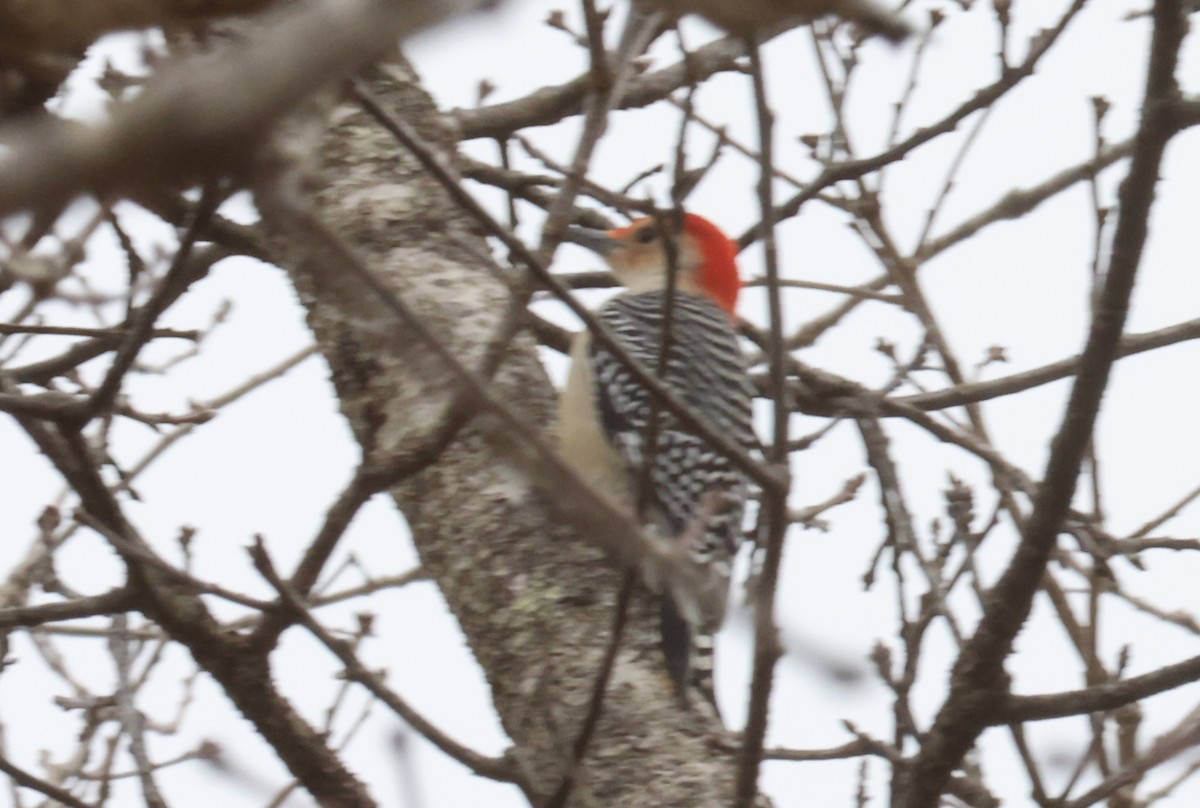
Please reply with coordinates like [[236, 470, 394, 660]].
[[558, 213, 757, 707]]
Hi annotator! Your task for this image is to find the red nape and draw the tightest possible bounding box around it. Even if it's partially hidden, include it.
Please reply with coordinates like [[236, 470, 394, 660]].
[[682, 213, 741, 317]]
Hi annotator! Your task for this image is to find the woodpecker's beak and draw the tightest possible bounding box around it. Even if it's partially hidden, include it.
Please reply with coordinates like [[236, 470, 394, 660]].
[[565, 226, 618, 256]]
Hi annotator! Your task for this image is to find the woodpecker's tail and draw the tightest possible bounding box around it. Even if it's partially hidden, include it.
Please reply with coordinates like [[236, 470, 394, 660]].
[[660, 598, 717, 710]]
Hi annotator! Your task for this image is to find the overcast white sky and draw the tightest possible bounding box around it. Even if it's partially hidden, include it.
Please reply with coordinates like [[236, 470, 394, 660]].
[[4, 1, 1200, 806]]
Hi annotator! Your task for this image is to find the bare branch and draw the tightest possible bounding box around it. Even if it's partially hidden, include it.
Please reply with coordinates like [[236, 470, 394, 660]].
[[899, 316, 1200, 411], [0, 589, 133, 630], [453, 35, 750, 140], [900, 3, 1189, 804], [0, 752, 95, 808], [0, 0, 496, 216], [249, 538, 522, 787], [1004, 653, 1200, 723], [735, 35, 789, 808]]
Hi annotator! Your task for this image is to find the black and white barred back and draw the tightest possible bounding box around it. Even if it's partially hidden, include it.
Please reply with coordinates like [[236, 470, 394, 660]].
[[589, 290, 757, 703]]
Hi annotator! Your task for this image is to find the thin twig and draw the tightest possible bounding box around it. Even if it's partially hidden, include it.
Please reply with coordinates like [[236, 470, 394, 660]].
[[1003, 652, 1200, 723], [109, 614, 168, 808], [248, 539, 521, 787], [735, 35, 790, 808], [0, 753, 95, 808], [0, 589, 133, 630], [0, 324, 198, 340]]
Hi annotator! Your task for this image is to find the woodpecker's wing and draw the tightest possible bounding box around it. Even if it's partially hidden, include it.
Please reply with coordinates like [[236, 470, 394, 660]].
[[590, 290, 757, 568]]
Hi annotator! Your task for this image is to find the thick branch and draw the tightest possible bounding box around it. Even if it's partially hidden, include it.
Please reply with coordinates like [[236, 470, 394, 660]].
[[0, 0, 493, 217], [0, 0, 277, 56]]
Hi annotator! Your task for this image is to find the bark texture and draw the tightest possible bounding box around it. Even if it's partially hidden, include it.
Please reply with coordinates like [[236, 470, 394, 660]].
[[253, 57, 753, 806]]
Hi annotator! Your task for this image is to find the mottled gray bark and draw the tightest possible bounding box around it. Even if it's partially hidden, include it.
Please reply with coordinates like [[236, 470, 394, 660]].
[[253, 58, 754, 806]]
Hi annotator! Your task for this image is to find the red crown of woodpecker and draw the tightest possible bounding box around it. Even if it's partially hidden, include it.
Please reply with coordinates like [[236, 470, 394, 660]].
[[679, 213, 741, 317]]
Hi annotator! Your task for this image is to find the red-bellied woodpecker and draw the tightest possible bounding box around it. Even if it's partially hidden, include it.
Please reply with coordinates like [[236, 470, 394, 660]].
[[558, 213, 757, 706]]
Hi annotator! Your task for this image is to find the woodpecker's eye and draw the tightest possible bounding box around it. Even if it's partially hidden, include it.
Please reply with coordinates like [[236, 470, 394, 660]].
[[634, 227, 658, 245]]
